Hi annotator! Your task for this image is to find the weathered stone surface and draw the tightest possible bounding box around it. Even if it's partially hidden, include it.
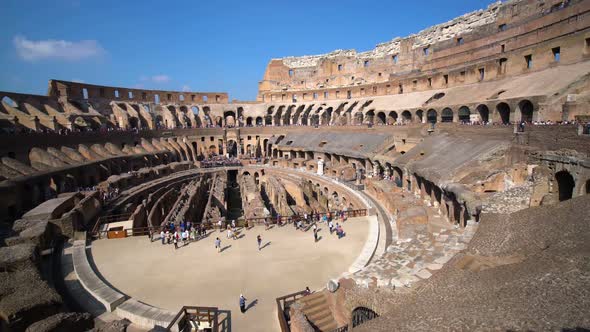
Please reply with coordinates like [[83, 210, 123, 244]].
[[0, 265, 62, 331], [25, 312, 93, 332], [0, 242, 38, 272], [90, 318, 131, 332]]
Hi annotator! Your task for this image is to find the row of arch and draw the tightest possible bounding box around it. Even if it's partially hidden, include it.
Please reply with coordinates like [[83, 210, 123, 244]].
[[243, 99, 537, 127]]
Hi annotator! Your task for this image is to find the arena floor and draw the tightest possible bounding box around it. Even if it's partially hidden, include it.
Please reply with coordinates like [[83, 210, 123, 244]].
[[91, 217, 370, 331]]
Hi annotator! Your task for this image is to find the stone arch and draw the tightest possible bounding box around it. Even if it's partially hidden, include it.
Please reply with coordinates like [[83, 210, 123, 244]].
[[246, 117, 253, 126], [585, 179, 590, 194], [518, 99, 535, 123], [202, 106, 213, 126], [441, 108, 453, 122], [458, 106, 470, 123], [283, 105, 293, 126], [476, 104, 489, 123], [496, 102, 510, 124], [387, 111, 398, 125], [376, 111, 386, 125], [354, 112, 364, 125], [427, 109, 437, 123], [274, 106, 284, 126], [179, 106, 192, 127], [401, 110, 412, 123], [224, 110, 236, 127], [416, 109, 424, 123], [365, 110, 375, 124], [256, 116, 263, 126], [293, 104, 305, 124], [555, 170, 575, 201], [321, 107, 333, 125]]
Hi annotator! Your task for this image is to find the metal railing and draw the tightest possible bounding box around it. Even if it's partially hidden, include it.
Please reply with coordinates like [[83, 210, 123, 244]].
[[166, 306, 219, 332], [276, 290, 309, 332], [91, 213, 132, 237]]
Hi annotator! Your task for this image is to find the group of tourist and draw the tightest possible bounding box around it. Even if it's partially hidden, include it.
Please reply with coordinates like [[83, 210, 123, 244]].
[[99, 186, 119, 203], [157, 220, 208, 250]]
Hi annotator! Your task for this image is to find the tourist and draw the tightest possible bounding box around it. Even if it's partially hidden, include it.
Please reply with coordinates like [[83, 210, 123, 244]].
[[257, 234, 262, 250], [336, 224, 345, 239], [215, 237, 221, 253], [182, 229, 189, 245], [218, 219, 223, 232], [160, 229, 165, 245], [227, 228, 232, 239], [313, 228, 318, 242], [305, 287, 311, 295], [232, 219, 236, 229], [173, 234, 178, 249], [239, 294, 247, 313], [189, 227, 196, 241], [328, 220, 334, 234]]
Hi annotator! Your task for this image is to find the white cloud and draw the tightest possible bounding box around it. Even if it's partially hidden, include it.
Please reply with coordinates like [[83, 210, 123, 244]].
[[151, 74, 170, 83], [181, 85, 191, 92], [13, 35, 105, 61]]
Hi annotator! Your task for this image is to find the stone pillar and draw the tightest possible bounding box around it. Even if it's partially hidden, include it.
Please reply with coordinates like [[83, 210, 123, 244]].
[[446, 199, 454, 223], [317, 159, 324, 176]]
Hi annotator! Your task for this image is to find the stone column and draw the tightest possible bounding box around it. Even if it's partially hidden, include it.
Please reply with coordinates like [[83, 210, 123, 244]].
[[317, 159, 324, 176]]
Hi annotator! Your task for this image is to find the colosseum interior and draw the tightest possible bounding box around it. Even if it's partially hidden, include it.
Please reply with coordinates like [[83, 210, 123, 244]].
[[1, 0, 589, 331]]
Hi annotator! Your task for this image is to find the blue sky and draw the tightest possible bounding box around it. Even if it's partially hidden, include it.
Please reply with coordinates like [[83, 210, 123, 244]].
[[0, 0, 495, 101]]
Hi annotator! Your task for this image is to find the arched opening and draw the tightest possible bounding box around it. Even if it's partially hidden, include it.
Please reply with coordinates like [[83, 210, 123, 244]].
[[352, 307, 379, 328], [354, 112, 364, 125], [129, 117, 139, 129], [458, 106, 470, 123], [387, 111, 398, 125], [265, 115, 272, 126], [224, 111, 236, 127], [555, 170, 575, 201], [401, 110, 412, 123], [1, 96, 18, 109], [427, 109, 437, 123], [365, 110, 375, 124], [496, 103, 510, 124], [246, 117, 253, 126], [476, 104, 489, 123], [274, 106, 284, 126], [256, 116, 263, 126], [586, 179, 590, 194], [518, 100, 534, 123], [376, 112, 386, 125], [441, 108, 453, 122], [416, 109, 424, 123], [283, 106, 292, 126]]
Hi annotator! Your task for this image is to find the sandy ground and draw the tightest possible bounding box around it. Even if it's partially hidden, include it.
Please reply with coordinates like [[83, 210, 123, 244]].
[[91, 217, 370, 331]]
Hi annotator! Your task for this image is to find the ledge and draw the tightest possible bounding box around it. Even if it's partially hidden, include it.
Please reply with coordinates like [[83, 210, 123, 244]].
[[71, 239, 126, 312]]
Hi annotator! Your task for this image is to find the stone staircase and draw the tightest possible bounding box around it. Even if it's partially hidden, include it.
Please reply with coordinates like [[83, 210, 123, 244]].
[[298, 292, 338, 331]]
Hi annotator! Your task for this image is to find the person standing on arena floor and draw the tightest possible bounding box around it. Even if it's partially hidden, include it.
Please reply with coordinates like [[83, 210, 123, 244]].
[[257, 234, 262, 250], [328, 220, 334, 234], [240, 294, 247, 313], [160, 229, 165, 245], [215, 237, 221, 253]]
